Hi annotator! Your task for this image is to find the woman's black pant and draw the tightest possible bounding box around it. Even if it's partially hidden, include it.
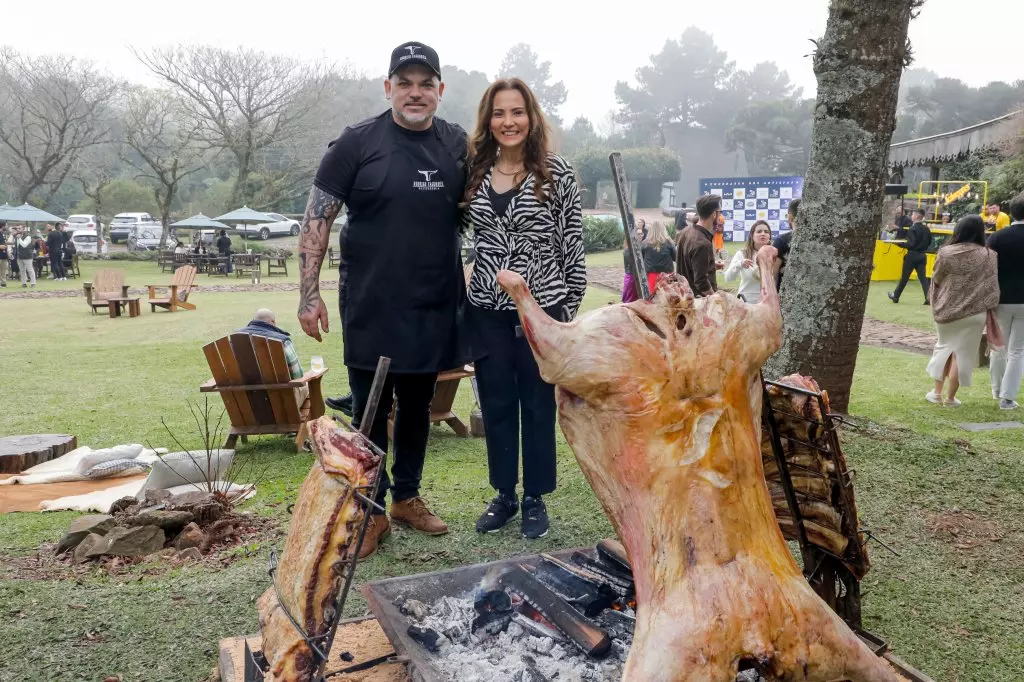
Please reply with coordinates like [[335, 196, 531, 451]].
[[471, 303, 558, 498]]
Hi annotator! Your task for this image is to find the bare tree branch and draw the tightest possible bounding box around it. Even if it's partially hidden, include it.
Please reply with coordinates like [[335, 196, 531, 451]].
[[131, 45, 333, 209], [121, 86, 208, 246], [0, 48, 120, 204]]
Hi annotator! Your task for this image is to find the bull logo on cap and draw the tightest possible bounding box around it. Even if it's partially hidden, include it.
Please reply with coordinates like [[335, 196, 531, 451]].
[[404, 45, 421, 56]]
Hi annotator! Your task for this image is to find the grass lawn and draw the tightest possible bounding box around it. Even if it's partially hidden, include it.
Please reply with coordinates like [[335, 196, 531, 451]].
[[0, 287, 1021, 681]]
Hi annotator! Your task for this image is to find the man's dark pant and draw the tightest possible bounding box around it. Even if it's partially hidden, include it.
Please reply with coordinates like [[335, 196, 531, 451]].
[[49, 252, 66, 279], [473, 306, 558, 499], [349, 368, 437, 513], [893, 251, 929, 301]]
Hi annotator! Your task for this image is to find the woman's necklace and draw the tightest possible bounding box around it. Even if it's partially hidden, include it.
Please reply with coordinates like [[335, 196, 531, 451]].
[[494, 163, 524, 177]]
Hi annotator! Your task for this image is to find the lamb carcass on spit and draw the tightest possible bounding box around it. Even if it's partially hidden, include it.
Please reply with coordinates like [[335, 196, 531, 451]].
[[256, 416, 380, 682], [496, 247, 900, 682]]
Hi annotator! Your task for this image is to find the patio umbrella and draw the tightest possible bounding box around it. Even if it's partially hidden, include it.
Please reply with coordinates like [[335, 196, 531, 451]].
[[171, 214, 231, 230], [215, 206, 276, 248], [0, 203, 64, 224]]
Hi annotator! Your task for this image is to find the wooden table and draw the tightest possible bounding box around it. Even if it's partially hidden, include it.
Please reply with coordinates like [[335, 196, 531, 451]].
[[108, 297, 141, 318], [0, 434, 77, 474]]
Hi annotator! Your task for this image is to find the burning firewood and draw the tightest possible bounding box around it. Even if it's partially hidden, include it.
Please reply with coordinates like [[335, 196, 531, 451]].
[[255, 416, 379, 682], [495, 250, 902, 682]]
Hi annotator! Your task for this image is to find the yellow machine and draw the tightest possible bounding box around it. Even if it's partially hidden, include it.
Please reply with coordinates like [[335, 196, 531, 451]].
[[870, 180, 988, 282]]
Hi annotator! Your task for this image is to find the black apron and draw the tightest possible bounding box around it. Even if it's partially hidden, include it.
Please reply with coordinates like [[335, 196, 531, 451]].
[[339, 120, 467, 374]]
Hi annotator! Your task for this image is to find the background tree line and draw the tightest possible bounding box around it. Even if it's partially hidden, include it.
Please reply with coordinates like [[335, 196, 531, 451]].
[[2, 33, 1022, 228]]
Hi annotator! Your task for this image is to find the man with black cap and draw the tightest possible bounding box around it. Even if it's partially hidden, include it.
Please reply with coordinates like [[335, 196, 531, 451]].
[[296, 42, 469, 560]]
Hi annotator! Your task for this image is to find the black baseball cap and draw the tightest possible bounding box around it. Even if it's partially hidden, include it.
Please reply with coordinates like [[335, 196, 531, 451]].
[[388, 42, 441, 79]]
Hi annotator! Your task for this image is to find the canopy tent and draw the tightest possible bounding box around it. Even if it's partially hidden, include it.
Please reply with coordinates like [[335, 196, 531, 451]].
[[0, 203, 64, 224]]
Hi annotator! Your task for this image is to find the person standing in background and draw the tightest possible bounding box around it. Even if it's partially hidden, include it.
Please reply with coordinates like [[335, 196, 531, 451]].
[[987, 192, 1024, 410], [0, 223, 8, 287], [982, 203, 1010, 232], [676, 194, 722, 297], [45, 223, 66, 281], [640, 220, 676, 293], [892, 206, 913, 239], [924, 215, 999, 407], [725, 220, 773, 303], [14, 226, 36, 288], [773, 198, 801, 291], [888, 207, 932, 304]]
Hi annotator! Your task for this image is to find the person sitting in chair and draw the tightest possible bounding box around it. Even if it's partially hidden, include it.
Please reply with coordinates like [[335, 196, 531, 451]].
[[238, 309, 304, 380]]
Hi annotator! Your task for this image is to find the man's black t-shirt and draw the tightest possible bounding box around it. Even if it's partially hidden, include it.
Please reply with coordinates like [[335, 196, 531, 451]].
[[773, 230, 794, 290], [313, 111, 469, 373]]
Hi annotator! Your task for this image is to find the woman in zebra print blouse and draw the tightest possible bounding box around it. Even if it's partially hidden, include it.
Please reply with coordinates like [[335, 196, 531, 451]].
[[463, 77, 586, 539]]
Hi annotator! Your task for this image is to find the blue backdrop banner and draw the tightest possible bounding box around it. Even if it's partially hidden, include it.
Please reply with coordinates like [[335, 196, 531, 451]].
[[698, 176, 804, 242]]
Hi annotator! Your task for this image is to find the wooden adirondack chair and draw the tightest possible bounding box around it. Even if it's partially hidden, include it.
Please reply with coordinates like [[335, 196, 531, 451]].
[[147, 264, 197, 312], [200, 333, 327, 451], [387, 365, 476, 439], [83, 269, 129, 314]]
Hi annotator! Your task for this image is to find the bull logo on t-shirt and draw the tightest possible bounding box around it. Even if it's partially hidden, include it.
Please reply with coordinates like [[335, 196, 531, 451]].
[[414, 170, 444, 191]]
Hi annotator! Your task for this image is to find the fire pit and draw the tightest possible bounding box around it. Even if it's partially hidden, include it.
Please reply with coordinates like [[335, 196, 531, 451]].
[[362, 546, 638, 682], [362, 543, 935, 682]]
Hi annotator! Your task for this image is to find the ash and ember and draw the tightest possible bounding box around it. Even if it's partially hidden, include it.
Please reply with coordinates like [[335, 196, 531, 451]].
[[393, 563, 768, 682], [396, 591, 632, 682]]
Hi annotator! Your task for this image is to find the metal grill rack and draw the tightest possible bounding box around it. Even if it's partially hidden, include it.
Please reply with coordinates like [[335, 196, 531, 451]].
[[760, 374, 893, 631]]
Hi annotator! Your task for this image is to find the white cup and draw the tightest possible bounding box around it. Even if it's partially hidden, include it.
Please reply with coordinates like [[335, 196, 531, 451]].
[[310, 356, 325, 372]]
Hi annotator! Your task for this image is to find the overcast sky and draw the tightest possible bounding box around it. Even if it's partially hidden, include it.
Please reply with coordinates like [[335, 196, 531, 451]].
[[3, 0, 1021, 126]]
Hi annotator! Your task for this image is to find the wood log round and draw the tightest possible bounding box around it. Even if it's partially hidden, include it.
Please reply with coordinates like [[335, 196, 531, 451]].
[[0, 434, 77, 474]]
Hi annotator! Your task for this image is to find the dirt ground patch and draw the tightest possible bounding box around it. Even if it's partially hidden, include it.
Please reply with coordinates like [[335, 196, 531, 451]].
[[927, 508, 1005, 552], [0, 512, 281, 582]]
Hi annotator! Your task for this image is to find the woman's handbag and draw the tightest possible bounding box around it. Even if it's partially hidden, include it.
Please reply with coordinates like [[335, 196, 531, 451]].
[[986, 309, 1006, 352]]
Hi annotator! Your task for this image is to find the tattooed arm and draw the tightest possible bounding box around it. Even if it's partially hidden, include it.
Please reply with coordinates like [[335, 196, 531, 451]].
[[297, 186, 343, 341]]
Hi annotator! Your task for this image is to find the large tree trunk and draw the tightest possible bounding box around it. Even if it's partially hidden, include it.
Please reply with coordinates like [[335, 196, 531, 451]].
[[230, 151, 252, 209], [765, 0, 918, 412]]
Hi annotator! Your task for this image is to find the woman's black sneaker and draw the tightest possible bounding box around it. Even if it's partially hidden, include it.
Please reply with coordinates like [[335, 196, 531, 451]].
[[476, 494, 519, 533], [521, 496, 549, 539]]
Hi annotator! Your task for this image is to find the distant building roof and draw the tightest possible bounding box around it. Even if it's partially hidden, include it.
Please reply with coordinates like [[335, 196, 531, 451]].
[[888, 109, 1023, 167]]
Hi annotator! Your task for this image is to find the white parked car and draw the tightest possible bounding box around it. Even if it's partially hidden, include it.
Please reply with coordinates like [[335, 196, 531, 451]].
[[235, 213, 300, 240], [110, 212, 160, 243], [70, 229, 107, 256], [127, 226, 165, 251], [65, 214, 104, 236]]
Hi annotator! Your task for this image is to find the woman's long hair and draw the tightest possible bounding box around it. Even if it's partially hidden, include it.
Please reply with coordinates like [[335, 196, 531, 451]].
[[744, 220, 771, 260], [463, 78, 553, 206], [950, 215, 986, 246], [644, 221, 672, 248]]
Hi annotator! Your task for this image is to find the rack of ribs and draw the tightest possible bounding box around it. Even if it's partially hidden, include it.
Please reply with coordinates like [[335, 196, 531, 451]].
[[496, 247, 901, 682], [761, 375, 871, 579], [256, 415, 380, 682]]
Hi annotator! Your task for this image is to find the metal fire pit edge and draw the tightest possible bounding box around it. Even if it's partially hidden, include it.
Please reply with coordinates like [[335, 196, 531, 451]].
[[361, 549, 935, 682], [361, 548, 581, 682]]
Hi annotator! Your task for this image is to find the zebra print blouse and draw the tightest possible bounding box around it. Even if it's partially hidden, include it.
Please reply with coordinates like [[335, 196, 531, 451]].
[[465, 153, 587, 318]]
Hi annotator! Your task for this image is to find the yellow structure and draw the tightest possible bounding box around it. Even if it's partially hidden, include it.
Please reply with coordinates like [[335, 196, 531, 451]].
[[870, 179, 982, 281]]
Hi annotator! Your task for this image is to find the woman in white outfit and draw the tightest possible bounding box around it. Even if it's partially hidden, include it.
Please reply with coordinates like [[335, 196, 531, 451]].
[[925, 215, 1000, 407], [724, 220, 772, 303]]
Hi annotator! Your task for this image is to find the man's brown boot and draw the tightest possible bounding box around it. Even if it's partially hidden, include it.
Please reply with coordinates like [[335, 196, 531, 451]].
[[349, 514, 391, 561], [390, 496, 449, 535]]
